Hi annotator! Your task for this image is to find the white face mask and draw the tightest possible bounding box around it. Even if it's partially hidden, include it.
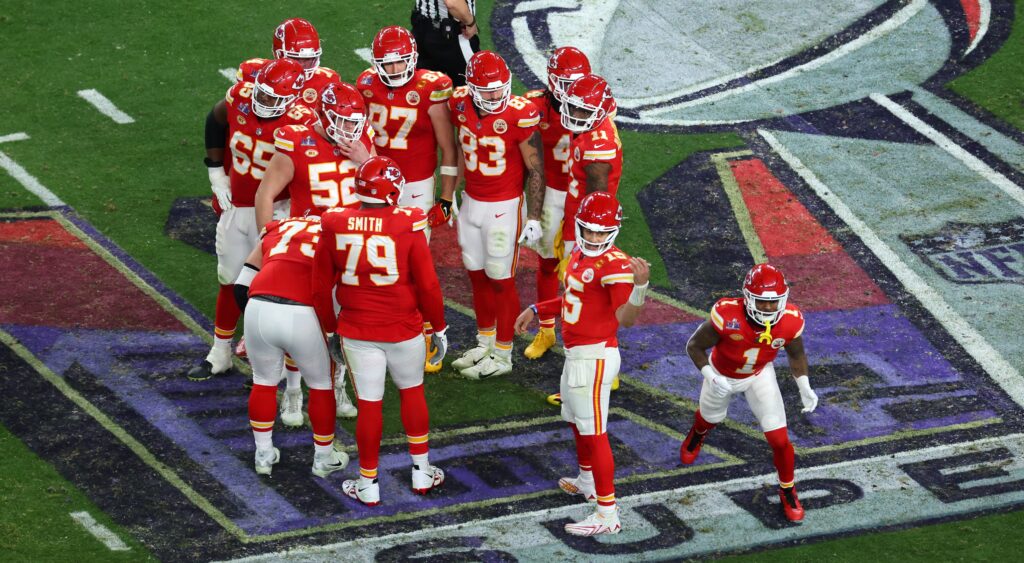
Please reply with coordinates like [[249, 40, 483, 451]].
[[560, 96, 606, 133], [252, 82, 296, 119], [742, 290, 789, 325], [470, 80, 511, 114], [324, 110, 366, 144], [575, 220, 619, 257], [374, 51, 418, 87]]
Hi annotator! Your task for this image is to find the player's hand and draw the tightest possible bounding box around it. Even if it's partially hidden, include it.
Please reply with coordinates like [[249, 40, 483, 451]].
[[518, 219, 542, 245], [795, 375, 818, 413], [338, 138, 371, 164], [629, 257, 651, 286], [327, 333, 344, 364], [427, 327, 448, 369], [427, 198, 454, 228], [208, 166, 233, 211], [514, 307, 536, 335], [701, 365, 731, 398]]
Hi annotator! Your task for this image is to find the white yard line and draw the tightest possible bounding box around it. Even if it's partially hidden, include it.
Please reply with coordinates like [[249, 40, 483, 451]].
[[0, 150, 66, 206], [0, 132, 30, 144], [69, 511, 130, 551], [353, 48, 373, 64], [871, 93, 1024, 209], [759, 128, 1024, 408], [220, 67, 237, 82], [76, 89, 135, 124]]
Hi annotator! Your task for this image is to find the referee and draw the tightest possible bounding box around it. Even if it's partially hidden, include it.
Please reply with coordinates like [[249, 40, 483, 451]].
[[411, 0, 480, 87]]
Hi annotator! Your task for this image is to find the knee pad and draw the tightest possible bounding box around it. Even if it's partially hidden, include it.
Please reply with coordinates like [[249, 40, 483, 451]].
[[462, 251, 484, 272], [486, 225, 513, 258], [485, 259, 509, 280]]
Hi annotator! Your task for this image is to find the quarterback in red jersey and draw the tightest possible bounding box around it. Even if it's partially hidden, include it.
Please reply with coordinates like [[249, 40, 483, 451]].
[[254, 80, 375, 233], [681, 264, 819, 522], [191, 58, 318, 381], [521, 46, 591, 360], [448, 50, 546, 379], [235, 18, 340, 112], [560, 74, 623, 259], [358, 26, 458, 233], [515, 192, 650, 536], [312, 157, 448, 506], [231, 215, 349, 478]]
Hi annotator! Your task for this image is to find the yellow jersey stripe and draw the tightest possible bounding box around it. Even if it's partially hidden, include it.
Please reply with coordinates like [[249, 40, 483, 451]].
[[710, 308, 725, 330], [412, 218, 429, 232], [600, 273, 634, 285], [518, 116, 540, 128], [430, 88, 453, 101], [274, 138, 295, 152]]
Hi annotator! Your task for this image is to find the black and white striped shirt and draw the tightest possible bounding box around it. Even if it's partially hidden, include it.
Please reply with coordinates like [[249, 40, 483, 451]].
[[415, 0, 475, 21]]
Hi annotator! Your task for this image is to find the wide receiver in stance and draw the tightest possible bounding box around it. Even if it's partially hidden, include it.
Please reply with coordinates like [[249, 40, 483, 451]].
[[680, 263, 818, 522], [233, 215, 349, 478], [515, 192, 649, 536], [313, 156, 448, 505]]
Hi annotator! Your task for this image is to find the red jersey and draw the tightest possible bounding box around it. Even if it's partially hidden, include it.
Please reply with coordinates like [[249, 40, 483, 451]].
[[312, 206, 445, 342], [236, 58, 341, 112], [224, 81, 317, 207], [448, 87, 541, 202], [708, 298, 805, 379], [536, 246, 634, 348], [356, 68, 454, 182], [249, 217, 321, 305], [273, 124, 375, 217], [524, 90, 572, 192], [562, 119, 624, 241]]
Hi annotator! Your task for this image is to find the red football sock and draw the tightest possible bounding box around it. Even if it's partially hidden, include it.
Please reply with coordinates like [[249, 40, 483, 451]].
[[214, 284, 241, 341], [307, 389, 336, 451], [693, 409, 717, 434], [589, 433, 616, 509], [536, 258, 560, 328], [570, 423, 592, 471], [491, 277, 521, 348], [399, 384, 430, 456], [356, 399, 384, 473], [248, 384, 277, 446], [467, 269, 497, 332], [765, 427, 795, 485]]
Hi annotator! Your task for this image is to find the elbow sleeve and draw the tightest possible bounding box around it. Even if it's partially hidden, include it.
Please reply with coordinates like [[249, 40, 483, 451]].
[[205, 110, 228, 150]]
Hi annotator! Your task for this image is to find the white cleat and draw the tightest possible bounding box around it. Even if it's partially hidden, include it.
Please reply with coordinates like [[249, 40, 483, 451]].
[[564, 508, 622, 536], [280, 389, 304, 427], [411, 464, 445, 495], [334, 370, 358, 418], [461, 353, 512, 380], [342, 478, 381, 506], [254, 447, 280, 476], [312, 449, 349, 478], [451, 335, 492, 370], [558, 475, 597, 502]]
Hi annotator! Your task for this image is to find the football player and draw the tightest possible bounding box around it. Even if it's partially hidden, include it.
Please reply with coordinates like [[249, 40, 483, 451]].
[[515, 192, 649, 536], [448, 50, 546, 379], [312, 156, 448, 506], [191, 58, 317, 381], [254, 80, 375, 232], [520, 46, 591, 361], [232, 215, 349, 477], [680, 264, 819, 522], [358, 25, 459, 375], [236, 18, 340, 112]]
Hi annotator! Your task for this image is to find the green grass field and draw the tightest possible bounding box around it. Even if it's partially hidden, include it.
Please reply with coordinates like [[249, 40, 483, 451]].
[[2, 0, 1024, 559]]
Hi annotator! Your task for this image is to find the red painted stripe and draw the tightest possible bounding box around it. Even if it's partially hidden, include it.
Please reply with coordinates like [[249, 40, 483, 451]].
[[730, 158, 841, 257], [769, 253, 888, 311], [961, 0, 981, 42], [0, 219, 84, 247]]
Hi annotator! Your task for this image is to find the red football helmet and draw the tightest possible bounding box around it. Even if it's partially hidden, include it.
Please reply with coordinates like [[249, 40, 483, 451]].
[[273, 18, 322, 79], [372, 26, 418, 88], [320, 81, 366, 144], [547, 46, 591, 103], [742, 264, 790, 325], [355, 156, 405, 205], [575, 191, 622, 257], [561, 74, 615, 133], [252, 58, 306, 119], [466, 51, 512, 114]]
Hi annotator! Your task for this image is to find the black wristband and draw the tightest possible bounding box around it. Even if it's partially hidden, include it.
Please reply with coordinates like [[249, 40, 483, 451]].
[[205, 109, 228, 150], [204, 157, 223, 168]]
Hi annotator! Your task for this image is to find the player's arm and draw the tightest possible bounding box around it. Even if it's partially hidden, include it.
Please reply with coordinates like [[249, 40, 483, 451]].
[[613, 257, 650, 327], [784, 335, 818, 412], [311, 220, 339, 334], [429, 101, 458, 213], [233, 244, 263, 310], [254, 152, 294, 233], [515, 297, 562, 334], [583, 161, 612, 194], [519, 130, 546, 221], [408, 229, 447, 332], [685, 322, 721, 370], [205, 99, 232, 210]]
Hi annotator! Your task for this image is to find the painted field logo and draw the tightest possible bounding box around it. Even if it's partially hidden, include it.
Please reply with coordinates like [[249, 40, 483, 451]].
[[904, 219, 1024, 284]]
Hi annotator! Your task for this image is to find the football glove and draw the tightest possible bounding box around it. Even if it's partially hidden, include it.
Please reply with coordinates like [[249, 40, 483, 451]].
[[518, 219, 542, 245], [208, 165, 232, 211], [427, 198, 454, 228], [327, 333, 344, 364], [701, 365, 731, 398], [426, 327, 448, 370], [795, 375, 818, 413]]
